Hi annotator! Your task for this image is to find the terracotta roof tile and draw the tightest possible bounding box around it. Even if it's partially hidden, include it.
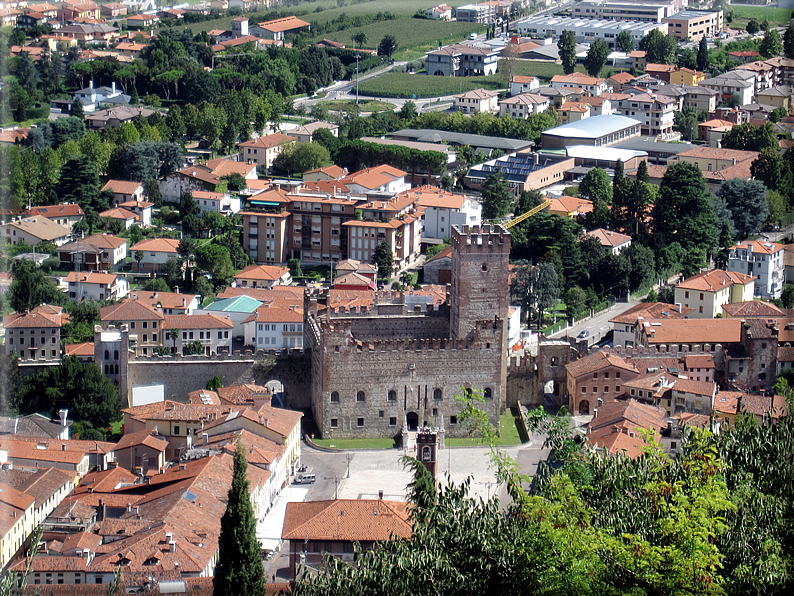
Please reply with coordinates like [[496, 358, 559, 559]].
[[130, 238, 180, 253], [565, 351, 638, 378], [640, 318, 742, 344], [676, 269, 755, 292], [282, 499, 411, 541], [721, 300, 784, 318], [610, 302, 693, 325], [100, 299, 164, 322], [101, 180, 143, 195], [235, 264, 290, 281], [162, 314, 233, 330]]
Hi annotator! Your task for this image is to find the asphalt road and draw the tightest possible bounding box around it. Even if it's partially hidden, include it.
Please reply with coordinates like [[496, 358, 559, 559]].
[[549, 299, 642, 345]]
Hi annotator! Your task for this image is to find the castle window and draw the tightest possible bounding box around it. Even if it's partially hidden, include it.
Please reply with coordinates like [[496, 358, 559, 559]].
[[114, 350, 119, 360], [434, 388, 442, 401], [432, 408, 438, 416], [379, 411, 384, 418], [357, 417, 364, 427], [330, 392, 339, 403], [482, 263, 487, 271], [331, 418, 338, 428], [450, 416, 458, 425], [389, 417, 397, 426], [357, 391, 366, 402], [388, 390, 397, 401], [483, 387, 493, 399]]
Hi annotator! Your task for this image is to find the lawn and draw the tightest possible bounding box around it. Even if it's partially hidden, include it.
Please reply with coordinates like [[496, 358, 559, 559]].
[[358, 71, 506, 98], [312, 437, 400, 449], [110, 416, 124, 436], [446, 411, 525, 447], [732, 5, 793, 26], [317, 99, 397, 112]]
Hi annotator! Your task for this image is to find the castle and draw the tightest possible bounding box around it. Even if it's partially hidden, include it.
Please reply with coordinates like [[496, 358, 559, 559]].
[[304, 224, 511, 439]]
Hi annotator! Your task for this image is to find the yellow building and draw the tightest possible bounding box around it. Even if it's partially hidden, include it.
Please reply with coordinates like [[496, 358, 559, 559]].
[[671, 67, 705, 86]]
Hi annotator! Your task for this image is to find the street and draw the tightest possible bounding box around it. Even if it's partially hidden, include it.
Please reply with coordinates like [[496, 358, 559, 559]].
[[549, 298, 641, 346]]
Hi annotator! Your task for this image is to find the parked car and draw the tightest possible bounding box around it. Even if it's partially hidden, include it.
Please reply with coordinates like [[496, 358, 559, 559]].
[[577, 330, 589, 339]]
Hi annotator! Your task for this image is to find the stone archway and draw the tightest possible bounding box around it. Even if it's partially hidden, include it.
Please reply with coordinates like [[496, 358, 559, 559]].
[[406, 411, 419, 431], [579, 399, 591, 415]]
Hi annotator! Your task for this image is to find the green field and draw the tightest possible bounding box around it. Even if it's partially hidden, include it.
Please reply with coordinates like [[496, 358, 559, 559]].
[[446, 412, 525, 447], [357, 71, 505, 98], [317, 99, 397, 112], [731, 5, 793, 28]]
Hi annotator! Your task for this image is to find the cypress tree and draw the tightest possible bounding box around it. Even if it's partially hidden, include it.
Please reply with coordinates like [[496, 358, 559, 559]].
[[213, 443, 265, 596]]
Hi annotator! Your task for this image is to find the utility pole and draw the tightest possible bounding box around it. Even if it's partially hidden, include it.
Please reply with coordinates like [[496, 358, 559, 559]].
[[346, 454, 352, 478], [355, 54, 361, 105]]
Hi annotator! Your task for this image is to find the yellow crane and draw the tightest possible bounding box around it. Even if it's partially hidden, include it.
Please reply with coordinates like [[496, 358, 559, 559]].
[[502, 199, 552, 229]]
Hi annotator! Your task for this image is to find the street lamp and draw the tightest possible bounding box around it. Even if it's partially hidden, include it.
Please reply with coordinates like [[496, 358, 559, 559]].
[[355, 54, 361, 105]]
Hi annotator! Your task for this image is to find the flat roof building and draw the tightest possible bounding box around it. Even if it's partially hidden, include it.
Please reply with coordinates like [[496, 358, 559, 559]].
[[540, 115, 642, 150], [572, 0, 677, 22], [512, 15, 668, 47], [662, 10, 723, 41]]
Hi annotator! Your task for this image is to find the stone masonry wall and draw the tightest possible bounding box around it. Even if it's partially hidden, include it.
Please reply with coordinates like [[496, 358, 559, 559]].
[[313, 319, 505, 439]]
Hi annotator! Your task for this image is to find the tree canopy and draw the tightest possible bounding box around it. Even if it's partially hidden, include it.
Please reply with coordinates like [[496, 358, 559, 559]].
[[557, 31, 577, 75]]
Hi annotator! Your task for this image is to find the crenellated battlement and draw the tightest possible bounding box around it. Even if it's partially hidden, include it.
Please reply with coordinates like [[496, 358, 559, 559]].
[[130, 348, 306, 362], [451, 223, 510, 252]]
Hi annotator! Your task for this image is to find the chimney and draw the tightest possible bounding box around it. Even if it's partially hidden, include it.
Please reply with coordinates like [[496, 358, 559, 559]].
[[59, 409, 69, 426], [112, 81, 116, 94], [175, 287, 179, 294], [89, 79, 93, 89], [61, 444, 66, 451], [179, 463, 187, 471], [126, 503, 132, 513], [378, 490, 383, 500], [182, 298, 186, 307], [202, 433, 208, 446], [153, 292, 158, 299], [733, 157, 736, 165], [674, 303, 682, 312]]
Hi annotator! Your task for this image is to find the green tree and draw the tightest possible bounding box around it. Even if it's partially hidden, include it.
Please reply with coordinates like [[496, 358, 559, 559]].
[[511, 260, 559, 329], [697, 37, 709, 72], [557, 30, 577, 75], [170, 327, 180, 353], [399, 100, 418, 121], [785, 25, 794, 59], [718, 178, 769, 238], [583, 38, 609, 78], [673, 107, 699, 141], [352, 31, 368, 48], [272, 142, 331, 175], [721, 122, 778, 152], [639, 28, 677, 64], [207, 375, 222, 391], [143, 277, 170, 292], [71, 98, 84, 121], [747, 19, 760, 35], [372, 241, 394, 280], [213, 442, 265, 596], [751, 147, 793, 197], [15, 356, 120, 428], [59, 155, 102, 211], [616, 29, 634, 54], [636, 159, 649, 183], [480, 172, 513, 220], [377, 35, 397, 60], [766, 189, 791, 225], [759, 28, 783, 59], [652, 161, 718, 256], [564, 285, 587, 319], [579, 168, 612, 229], [8, 259, 67, 313], [196, 243, 234, 280]]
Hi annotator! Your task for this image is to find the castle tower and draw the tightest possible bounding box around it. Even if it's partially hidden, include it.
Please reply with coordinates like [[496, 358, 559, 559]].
[[231, 17, 249, 39], [450, 224, 511, 341], [95, 324, 130, 406]]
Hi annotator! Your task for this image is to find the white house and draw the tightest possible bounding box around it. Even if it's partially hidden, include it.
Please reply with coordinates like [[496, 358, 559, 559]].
[[65, 271, 129, 302], [101, 180, 145, 207], [72, 81, 127, 112], [585, 228, 632, 255], [727, 239, 785, 300], [551, 72, 608, 97], [195, 295, 263, 344], [98, 207, 137, 229], [510, 75, 541, 96], [118, 200, 153, 227], [425, 4, 452, 19], [674, 269, 756, 318], [454, 89, 499, 114], [405, 186, 482, 241], [499, 93, 550, 119], [192, 190, 242, 215], [234, 264, 292, 289], [162, 314, 233, 355], [699, 70, 756, 107], [130, 237, 181, 272], [255, 304, 304, 350], [344, 165, 411, 195], [0, 217, 70, 247]]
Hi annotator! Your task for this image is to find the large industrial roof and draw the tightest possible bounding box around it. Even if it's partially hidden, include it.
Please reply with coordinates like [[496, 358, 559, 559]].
[[542, 115, 642, 140]]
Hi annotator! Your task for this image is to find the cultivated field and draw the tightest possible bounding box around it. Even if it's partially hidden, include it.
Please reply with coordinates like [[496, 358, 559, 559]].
[[317, 99, 397, 112], [357, 72, 505, 98], [731, 5, 793, 28]]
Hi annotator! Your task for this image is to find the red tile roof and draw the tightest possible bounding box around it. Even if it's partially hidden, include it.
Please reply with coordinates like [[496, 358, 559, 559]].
[[114, 429, 169, 452], [163, 313, 233, 330], [610, 302, 693, 325], [235, 264, 289, 281], [565, 351, 638, 378], [101, 180, 143, 195], [676, 269, 755, 291], [130, 237, 180, 253], [282, 499, 412, 541]]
